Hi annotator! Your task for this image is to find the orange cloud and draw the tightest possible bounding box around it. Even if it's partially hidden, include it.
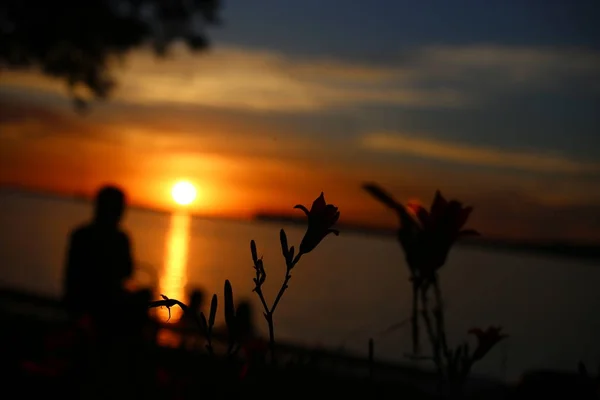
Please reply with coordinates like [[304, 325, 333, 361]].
[[0, 98, 365, 218], [1, 96, 600, 242]]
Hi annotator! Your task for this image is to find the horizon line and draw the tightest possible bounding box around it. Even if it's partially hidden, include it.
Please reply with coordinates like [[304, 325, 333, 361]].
[[2, 183, 600, 261]]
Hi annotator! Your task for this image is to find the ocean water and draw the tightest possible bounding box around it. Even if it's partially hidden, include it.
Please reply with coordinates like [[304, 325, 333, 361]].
[[1, 189, 599, 383]]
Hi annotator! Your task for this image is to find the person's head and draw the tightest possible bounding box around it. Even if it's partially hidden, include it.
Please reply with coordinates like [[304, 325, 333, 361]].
[[235, 300, 254, 336], [94, 185, 126, 227], [188, 289, 205, 311]]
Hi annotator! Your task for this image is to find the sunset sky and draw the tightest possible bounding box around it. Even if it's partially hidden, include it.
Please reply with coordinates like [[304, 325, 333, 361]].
[[1, 1, 599, 242]]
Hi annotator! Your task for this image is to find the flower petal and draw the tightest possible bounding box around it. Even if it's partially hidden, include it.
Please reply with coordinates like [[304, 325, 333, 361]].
[[293, 204, 310, 216], [445, 201, 463, 229], [310, 192, 327, 213], [407, 203, 430, 227], [456, 206, 473, 229], [430, 190, 448, 219], [330, 210, 340, 225], [324, 204, 338, 219], [363, 183, 403, 213]]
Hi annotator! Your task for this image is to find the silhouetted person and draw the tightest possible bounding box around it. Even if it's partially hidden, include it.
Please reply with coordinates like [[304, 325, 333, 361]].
[[63, 185, 138, 338], [188, 288, 205, 315], [61, 185, 152, 396], [180, 288, 206, 349], [235, 300, 255, 340]]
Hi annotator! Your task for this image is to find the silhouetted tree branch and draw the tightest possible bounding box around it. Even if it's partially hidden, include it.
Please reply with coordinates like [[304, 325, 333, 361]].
[[0, 0, 221, 108]]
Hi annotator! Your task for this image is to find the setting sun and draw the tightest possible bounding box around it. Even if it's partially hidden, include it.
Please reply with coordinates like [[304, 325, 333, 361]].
[[171, 181, 197, 206]]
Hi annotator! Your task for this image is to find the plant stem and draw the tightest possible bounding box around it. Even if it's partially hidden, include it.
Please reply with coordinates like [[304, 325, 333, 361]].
[[432, 278, 450, 360], [256, 290, 270, 316], [420, 286, 443, 377], [411, 279, 420, 355], [254, 289, 275, 358], [205, 325, 215, 356], [259, 253, 303, 361], [265, 311, 275, 360], [270, 253, 302, 314], [269, 272, 291, 316]]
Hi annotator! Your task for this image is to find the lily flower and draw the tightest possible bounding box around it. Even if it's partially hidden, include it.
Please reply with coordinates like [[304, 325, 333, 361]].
[[363, 183, 478, 282], [294, 192, 340, 255], [405, 190, 479, 277]]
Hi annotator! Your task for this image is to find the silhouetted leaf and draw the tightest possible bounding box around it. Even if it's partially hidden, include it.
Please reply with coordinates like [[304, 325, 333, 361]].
[[362, 182, 419, 235], [159, 294, 172, 320], [259, 266, 266, 285], [224, 280, 235, 333], [250, 240, 258, 263], [280, 228, 289, 259], [362, 183, 403, 212], [199, 312, 208, 335], [209, 293, 218, 328]]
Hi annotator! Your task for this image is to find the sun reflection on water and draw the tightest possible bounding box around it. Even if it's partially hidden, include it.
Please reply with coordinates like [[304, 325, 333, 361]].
[[157, 212, 190, 324]]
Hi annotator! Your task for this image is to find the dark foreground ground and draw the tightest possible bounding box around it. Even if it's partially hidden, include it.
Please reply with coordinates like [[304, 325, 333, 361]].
[[0, 288, 597, 400]]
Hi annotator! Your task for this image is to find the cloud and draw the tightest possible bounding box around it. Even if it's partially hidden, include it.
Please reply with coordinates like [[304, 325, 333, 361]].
[[0, 96, 358, 186], [2, 98, 600, 241], [3, 43, 598, 113], [413, 45, 600, 84], [361, 132, 600, 175], [109, 45, 466, 111]]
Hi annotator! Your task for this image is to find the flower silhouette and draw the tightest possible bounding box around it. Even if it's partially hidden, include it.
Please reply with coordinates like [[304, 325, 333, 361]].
[[363, 183, 477, 282], [468, 326, 508, 362], [404, 190, 479, 278], [407, 191, 478, 242], [294, 192, 340, 255]]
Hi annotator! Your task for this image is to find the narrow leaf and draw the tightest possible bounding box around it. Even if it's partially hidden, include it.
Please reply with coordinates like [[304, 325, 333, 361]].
[[199, 312, 208, 335], [250, 240, 258, 262], [209, 293, 218, 328], [362, 183, 403, 212], [224, 279, 235, 331], [279, 228, 289, 259]]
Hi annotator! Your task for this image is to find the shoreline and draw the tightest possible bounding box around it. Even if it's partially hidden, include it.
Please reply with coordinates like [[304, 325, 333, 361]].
[[0, 285, 508, 393]]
